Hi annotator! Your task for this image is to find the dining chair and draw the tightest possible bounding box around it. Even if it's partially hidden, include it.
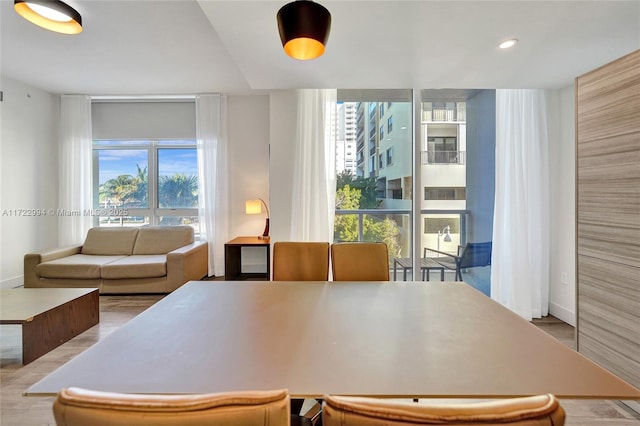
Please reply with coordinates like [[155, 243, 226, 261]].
[[272, 242, 330, 281], [272, 241, 329, 425], [53, 387, 291, 426], [330, 242, 389, 281], [424, 241, 492, 281], [321, 393, 565, 425]]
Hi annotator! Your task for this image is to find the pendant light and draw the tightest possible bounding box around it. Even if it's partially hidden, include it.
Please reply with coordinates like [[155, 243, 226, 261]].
[[14, 0, 82, 34], [277, 0, 331, 60]]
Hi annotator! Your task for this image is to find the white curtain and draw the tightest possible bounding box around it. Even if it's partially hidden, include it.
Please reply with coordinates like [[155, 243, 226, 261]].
[[492, 89, 550, 321], [196, 94, 229, 277], [290, 89, 337, 241], [58, 95, 93, 246]]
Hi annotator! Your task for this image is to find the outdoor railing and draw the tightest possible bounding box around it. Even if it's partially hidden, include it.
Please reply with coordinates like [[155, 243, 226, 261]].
[[421, 150, 466, 165], [334, 208, 470, 256]]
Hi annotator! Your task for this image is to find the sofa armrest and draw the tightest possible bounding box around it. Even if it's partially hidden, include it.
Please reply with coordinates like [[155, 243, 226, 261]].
[[24, 245, 83, 287], [166, 241, 209, 289]]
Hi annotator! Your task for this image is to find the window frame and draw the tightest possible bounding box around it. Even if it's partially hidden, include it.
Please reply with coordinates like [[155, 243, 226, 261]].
[[92, 139, 199, 227]]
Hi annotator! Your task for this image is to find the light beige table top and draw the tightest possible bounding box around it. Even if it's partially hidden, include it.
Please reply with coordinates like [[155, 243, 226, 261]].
[[27, 281, 640, 399], [0, 288, 97, 323]]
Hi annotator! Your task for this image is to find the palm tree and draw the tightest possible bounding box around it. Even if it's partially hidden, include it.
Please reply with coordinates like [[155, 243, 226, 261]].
[[158, 174, 198, 208]]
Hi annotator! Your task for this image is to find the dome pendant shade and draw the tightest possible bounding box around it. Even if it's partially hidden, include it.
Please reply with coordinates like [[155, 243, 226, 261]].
[[14, 0, 82, 34], [277, 0, 331, 60]]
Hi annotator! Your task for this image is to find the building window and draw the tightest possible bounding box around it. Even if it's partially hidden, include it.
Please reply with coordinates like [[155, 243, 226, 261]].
[[387, 116, 393, 133], [379, 103, 384, 117], [380, 125, 384, 140], [424, 187, 466, 201], [386, 147, 393, 166], [379, 153, 384, 169], [93, 140, 199, 229]]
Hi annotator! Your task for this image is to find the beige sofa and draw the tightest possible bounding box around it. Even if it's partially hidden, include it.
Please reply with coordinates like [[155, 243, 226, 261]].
[[24, 226, 208, 294]]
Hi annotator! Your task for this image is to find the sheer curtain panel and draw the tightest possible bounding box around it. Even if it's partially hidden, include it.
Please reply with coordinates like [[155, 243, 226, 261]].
[[58, 95, 93, 246], [492, 89, 550, 321], [196, 94, 229, 277], [290, 89, 337, 242]]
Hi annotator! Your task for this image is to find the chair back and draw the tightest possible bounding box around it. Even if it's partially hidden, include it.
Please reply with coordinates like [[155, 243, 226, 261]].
[[53, 387, 291, 426], [459, 241, 492, 269], [330, 242, 389, 281], [273, 242, 330, 281], [322, 393, 564, 426]]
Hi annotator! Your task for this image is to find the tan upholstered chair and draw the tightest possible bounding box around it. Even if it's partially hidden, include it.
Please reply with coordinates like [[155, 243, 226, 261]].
[[330, 242, 390, 281], [273, 242, 330, 281], [322, 394, 565, 425], [53, 387, 291, 426]]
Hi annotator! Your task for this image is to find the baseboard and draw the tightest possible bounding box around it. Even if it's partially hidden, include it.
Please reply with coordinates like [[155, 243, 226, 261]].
[[1, 275, 24, 289], [549, 301, 575, 327]]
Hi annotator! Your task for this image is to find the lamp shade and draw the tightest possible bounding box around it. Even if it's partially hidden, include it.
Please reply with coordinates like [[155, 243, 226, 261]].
[[277, 0, 331, 60], [14, 0, 82, 34], [245, 199, 263, 215]]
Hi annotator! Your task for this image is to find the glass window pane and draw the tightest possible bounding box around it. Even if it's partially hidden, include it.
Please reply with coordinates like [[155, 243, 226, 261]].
[[98, 216, 150, 227], [334, 94, 413, 264], [96, 149, 149, 209], [157, 216, 200, 235], [158, 148, 198, 208]]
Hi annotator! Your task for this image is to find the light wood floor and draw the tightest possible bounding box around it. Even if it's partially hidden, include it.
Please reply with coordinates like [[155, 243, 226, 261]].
[[1, 294, 639, 425]]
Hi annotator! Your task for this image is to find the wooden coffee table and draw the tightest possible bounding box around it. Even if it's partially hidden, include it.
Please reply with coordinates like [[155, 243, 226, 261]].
[[0, 288, 99, 364]]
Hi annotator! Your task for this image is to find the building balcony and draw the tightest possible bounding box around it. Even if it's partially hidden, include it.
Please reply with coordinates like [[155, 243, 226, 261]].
[[421, 150, 466, 165]]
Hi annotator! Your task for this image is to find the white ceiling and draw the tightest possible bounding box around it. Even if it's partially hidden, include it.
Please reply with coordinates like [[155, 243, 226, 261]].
[[1, 0, 639, 95]]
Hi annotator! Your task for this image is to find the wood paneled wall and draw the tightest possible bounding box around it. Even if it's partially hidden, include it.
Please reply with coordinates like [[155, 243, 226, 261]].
[[576, 49, 640, 390]]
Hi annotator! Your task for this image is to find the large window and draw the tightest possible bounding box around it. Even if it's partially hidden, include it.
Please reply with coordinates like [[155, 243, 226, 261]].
[[93, 140, 199, 231], [334, 90, 413, 261]]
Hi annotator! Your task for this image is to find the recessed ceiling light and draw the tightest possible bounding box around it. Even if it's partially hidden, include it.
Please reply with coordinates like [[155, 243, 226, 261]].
[[499, 39, 518, 49]]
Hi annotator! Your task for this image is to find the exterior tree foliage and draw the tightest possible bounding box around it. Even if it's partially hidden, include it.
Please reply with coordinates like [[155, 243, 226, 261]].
[[99, 164, 197, 213], [334, 171, 400, 260]]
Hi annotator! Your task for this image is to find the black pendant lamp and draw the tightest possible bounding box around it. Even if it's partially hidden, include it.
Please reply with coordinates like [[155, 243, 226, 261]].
[[14, 0, 82, 34], [277, 0, 331, 60]]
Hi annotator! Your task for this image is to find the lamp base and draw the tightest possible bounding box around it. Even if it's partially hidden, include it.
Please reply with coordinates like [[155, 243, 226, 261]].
[[260, 218, 270, 241]]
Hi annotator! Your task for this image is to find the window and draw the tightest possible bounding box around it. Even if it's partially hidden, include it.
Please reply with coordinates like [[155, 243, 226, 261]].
[[93, 140, 199, 230], [424, 187, 466, 200], [387, 116, 393, 133], [335, 89, 412, 260]]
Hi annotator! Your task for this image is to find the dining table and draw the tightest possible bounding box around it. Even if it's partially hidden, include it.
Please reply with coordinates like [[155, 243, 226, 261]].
[[26, 280, 640, 400]]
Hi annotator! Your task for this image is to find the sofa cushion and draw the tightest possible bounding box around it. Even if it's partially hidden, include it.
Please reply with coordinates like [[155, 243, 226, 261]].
[[37, 254, 126, 279], [81, 228, 139, 255], [132, 226, 194, 255], [100, 255, 167, 279]]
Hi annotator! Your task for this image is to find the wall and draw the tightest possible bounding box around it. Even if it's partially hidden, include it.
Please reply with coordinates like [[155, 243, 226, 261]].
[[576, 50, 639, 392], [268, 90, 297, 243], [226, 94, 271, 272], [0, 77, 59, 288], [548, 85, 576, 326]]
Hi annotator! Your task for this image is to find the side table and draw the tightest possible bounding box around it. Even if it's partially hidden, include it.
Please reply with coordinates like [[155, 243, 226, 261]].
[[224, 237, 271, 280]]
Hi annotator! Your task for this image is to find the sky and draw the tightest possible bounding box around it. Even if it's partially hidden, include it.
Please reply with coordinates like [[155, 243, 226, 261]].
[[98, 148, 197, 184]]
